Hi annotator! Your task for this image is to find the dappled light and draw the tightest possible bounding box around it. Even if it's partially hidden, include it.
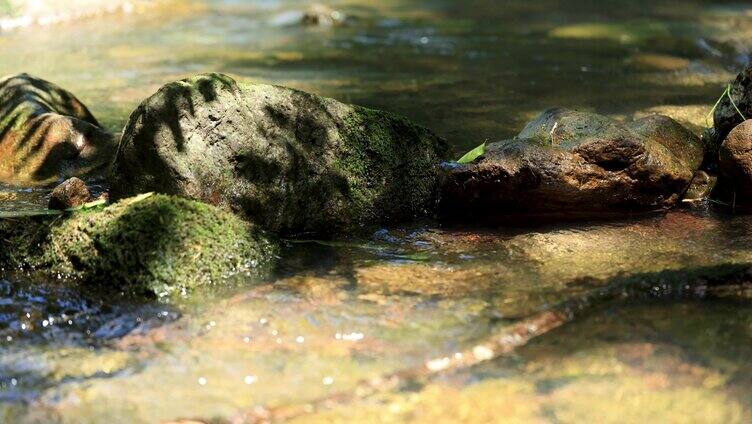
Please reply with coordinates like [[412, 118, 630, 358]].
[[0, 74, 115, 185]]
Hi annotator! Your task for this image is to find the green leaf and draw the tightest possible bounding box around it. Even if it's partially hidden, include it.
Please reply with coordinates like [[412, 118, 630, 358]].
[[66, 197, 108, 212], [456, 142, 486, 164]]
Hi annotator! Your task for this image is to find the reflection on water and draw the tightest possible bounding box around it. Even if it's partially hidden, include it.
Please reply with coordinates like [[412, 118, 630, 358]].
[[2, 210, 752, 422], [1, 0, 752, 422]]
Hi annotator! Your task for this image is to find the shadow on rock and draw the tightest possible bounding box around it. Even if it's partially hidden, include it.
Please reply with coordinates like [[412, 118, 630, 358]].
[[110, 73, 449, 237], [0, 73, 116, 186]]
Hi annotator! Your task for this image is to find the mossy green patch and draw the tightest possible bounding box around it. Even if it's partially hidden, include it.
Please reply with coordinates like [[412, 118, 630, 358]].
[[337, 105, 450, 227], [0, 194, 278, 298]]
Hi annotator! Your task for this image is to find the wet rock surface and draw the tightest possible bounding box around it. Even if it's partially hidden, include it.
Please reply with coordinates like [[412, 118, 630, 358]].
[[0, 73, 116, 186], [110, 73, 449, 236], [683, 170, 717, 203], [440, 109, 704, 220], [48, 177, 92, 210], [714, 62, 752, 143], [717, 119, 752, 207], [0, 194, 278, 297]]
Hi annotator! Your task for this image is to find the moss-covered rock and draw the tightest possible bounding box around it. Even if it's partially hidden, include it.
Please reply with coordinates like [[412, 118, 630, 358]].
[[110, 73, 449, 236], [0, 194, 278, 297]]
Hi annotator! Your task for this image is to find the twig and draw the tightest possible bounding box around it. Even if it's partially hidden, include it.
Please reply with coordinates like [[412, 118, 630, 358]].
[[550, 121, 559, 145], [727, 85, 747, 121], [705, 84, 747, 127]]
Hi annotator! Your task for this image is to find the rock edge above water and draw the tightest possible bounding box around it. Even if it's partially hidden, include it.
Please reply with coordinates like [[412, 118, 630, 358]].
[[0, 194, 278, 298]]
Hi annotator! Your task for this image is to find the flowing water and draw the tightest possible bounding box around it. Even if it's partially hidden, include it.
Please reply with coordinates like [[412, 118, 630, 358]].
[[2, 0, 752, 422]]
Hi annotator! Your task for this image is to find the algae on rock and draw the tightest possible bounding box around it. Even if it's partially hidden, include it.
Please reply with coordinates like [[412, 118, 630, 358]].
[[0, 194, 278, 297]]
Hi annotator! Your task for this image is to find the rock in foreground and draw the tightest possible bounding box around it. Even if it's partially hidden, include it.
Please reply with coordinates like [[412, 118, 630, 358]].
[[110, 73, 449, 236], [0, 73, 116, 185], [440, 109, 704, 220], [0, 194, 278, 297]]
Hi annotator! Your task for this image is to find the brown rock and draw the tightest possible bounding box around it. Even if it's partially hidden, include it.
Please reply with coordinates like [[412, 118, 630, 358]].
[[48, 177, 92, 210], [0, 73, 116, 186], [718, 119, 752, 205], [440, 109, 704, 221]]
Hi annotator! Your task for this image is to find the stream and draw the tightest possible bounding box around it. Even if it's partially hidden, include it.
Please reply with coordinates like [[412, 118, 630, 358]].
[[1, 0, 752, 422]]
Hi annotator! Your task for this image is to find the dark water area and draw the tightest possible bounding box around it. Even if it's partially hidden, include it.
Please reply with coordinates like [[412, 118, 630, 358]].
[[1, 0, 752, 422]]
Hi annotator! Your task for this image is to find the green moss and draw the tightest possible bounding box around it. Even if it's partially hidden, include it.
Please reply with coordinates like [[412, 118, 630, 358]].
[[336, 105, 450, 227], [0, 194, 278, 297]]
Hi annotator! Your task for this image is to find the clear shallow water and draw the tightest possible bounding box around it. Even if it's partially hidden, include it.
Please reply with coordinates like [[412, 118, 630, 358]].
[[1, 0, 752, 422]]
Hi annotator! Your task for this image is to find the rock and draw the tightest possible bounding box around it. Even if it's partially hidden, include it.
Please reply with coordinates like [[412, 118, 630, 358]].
[[301, 4, 345, 26], [0, 73, 116, 185], [632, 105, 708, 134], [48, 177, 92, 209], [713, 63, 752, 143], [110, 73, 449, 236], [717, 119, 752, 206], [682, 170, 717, 203], [0, 194, 278, 297], [440, 109, 704, 220]]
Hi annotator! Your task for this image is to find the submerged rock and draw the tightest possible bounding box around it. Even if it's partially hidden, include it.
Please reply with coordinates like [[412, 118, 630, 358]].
[[0, 73, 116, 185], [440, 109, 703, 219], [48, 177, 92, 210], [713, 62, 752, 143], [682, 170, 717, 203], [717, 119, 752, 206], [110, 73, 449, 236], [0, 194, 278, 297]]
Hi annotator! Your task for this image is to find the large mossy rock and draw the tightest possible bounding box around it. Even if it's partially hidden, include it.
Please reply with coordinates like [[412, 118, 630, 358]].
[[0, 73, 116, 185], [440, 109, 704, 220], [714, 62, 752, 143], [0, 194, 278, 297], [110, 73, 449, 236]]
